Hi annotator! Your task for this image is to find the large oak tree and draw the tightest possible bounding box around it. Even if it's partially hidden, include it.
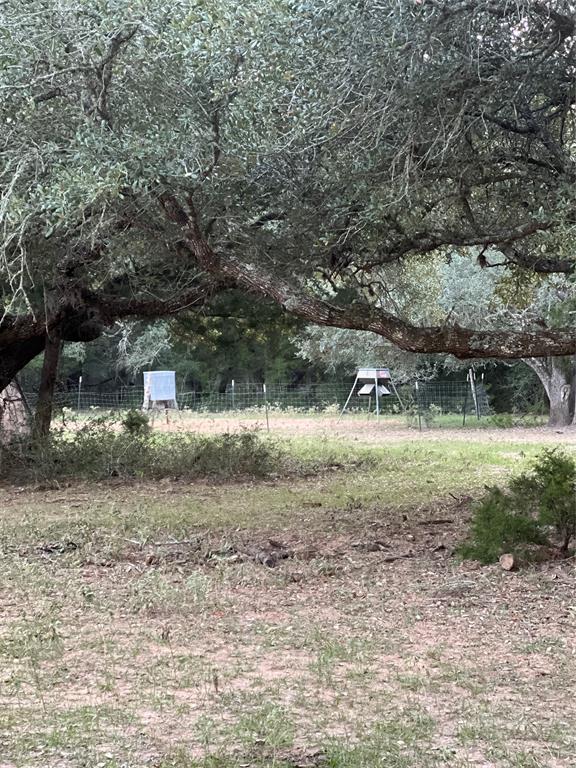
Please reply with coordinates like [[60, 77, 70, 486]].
[[1, 0, 576, 396]]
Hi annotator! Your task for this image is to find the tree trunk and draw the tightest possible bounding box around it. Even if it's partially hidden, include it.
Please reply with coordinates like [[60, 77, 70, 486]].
[[524, 357, 573, 427], [570, 356, 576, 427], [0, 380, 31, 439], [32, 328, 62, 439], [546, 360, 574, 427], [0, 335, 47, 393], [548, 372, 571, 427]]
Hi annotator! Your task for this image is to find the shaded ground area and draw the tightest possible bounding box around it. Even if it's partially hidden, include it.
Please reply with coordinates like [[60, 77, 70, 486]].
[[1, 439, 575, 767]]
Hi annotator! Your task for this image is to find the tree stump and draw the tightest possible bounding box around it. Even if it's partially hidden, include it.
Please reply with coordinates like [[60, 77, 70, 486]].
[[499, 553, 516, 571]]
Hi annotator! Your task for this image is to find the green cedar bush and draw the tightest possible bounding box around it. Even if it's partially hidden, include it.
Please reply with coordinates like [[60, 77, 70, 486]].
[[121, 409, 151, 436], [459, 487, 546, 564], [509, 449, 576, 553], [461, 449, 576, 563]]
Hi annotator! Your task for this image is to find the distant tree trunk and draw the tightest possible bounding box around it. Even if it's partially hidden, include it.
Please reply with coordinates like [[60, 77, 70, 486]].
[[217, 373, 231, 394], [524, 357, 573, 427], [569, 356, 576, 427], [548, 372, 572, 427], [32, 328, 62, 439]]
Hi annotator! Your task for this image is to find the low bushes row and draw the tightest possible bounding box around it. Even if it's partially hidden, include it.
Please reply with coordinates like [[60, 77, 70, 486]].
[[0, 412, 287, 483]]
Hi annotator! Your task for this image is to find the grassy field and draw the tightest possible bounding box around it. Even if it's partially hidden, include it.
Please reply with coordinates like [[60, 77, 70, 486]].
[[63, 407, 550, 433], [1, 434, 575, 767]]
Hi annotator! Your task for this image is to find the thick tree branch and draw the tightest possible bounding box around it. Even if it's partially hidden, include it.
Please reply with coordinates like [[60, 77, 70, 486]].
[[84, 281, 226, 321], [159, 193, 576, 360]]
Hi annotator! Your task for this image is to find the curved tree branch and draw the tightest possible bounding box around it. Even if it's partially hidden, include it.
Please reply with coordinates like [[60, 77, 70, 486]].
[[160, 193, 576, 360], [0, 280, 226, 392]]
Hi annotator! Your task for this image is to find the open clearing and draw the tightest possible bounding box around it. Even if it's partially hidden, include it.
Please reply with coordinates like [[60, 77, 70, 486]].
[[154, 412, 576, 446], [1, 430, 575, 767]]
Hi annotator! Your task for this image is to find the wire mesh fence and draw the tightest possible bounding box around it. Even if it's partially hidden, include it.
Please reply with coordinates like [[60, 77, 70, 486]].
[[21, 379, 492, 418]]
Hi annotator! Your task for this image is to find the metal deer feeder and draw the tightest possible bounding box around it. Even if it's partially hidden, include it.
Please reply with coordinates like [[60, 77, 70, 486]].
[[142, 371, 178, 421], [340, 367, 403, 420]]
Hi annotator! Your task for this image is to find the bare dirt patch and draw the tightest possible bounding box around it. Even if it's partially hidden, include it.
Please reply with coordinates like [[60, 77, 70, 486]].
[[2, 484, 576, 767]]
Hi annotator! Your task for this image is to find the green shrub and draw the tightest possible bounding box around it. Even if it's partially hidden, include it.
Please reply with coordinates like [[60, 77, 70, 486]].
[[488, 413, 546, 429], [509, 449, 576, 552], [460, 448, 576, 563], [489, 413, 515, 429], [459, 487, 546, 564], [121, 409, 151, 436], [143, 429, 285, 480], [1, 421, 288, 484], [25, 415, 153, 481]]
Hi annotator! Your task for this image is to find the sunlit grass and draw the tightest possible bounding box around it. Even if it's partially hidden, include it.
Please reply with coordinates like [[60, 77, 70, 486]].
[[0, 438, 543, 545]]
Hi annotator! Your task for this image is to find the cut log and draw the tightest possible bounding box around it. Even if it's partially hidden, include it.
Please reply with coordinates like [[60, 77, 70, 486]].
[[499, 553, 516, 571]]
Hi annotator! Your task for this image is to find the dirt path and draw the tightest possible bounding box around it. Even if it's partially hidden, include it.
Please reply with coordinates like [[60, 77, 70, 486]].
[[157, 413, 576, 445]]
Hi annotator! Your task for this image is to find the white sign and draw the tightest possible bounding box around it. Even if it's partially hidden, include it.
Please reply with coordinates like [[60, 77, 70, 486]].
[[143, 371, 176, 401]]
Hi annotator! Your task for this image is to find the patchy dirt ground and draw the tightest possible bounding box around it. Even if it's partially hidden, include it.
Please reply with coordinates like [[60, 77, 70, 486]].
[[1, 468, 576, 767], [154, 413, 576, 446]]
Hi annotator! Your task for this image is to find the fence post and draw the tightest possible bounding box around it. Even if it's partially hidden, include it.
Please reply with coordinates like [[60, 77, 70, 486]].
[[77, 376, 82, 412], [231, 379, 235, 411], [469, 368, 480, 420], [474, 373, 480, 420], [415, 381, 422, 431], [263, 383, 270, 432]]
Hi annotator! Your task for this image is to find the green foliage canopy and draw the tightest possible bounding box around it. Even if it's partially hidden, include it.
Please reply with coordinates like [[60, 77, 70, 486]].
[[2, 0, 576, 389]]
